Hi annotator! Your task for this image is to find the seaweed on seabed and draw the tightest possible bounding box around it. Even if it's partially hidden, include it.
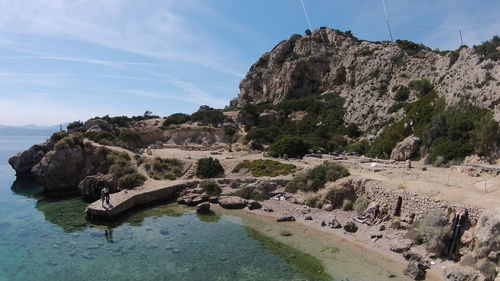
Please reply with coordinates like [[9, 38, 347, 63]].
[[244, 227, 334, 281]]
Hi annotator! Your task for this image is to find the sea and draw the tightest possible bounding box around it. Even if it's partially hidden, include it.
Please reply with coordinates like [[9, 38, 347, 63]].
[[0, 134, 417, 281]]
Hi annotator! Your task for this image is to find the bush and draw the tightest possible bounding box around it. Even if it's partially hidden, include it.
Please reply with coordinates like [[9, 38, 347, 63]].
[[191, 106, 226, 126], [409, 209, 451, 255], [232, 159, 295, 177], [199, 180, 222, 196], [196, 157, 224, 178], [473, 35, 500, 61], [387, 102, 407, 114], [304, 194, 323, 208], [144, 157, 183, 180], [118, 172, 146, 189], [322, 185, 356, 208], [346, 141, 369, 155], [224, 126, 237, 136], [118, 129, 141, 147], [50, 131, 68, 143], [84, 131, 116, 145], [163, 113, 191, 127], [394, 86, 410, 102], [342, 200, 353, 211], [346, 123, 362, 138], [353, 195, 370, 212], [232, 185, 269, 201], [269, 136, 309, 158], [54, 134, 83, 151], [286, 162, 349, 193], [396, 39, 428, 56], [408, 79, 433, 96]]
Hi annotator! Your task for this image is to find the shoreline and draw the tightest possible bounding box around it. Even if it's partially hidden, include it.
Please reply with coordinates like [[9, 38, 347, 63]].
[[216, 201, 446, 281]]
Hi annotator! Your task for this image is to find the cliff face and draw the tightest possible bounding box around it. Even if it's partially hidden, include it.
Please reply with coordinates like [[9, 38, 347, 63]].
[[231, 28, 500, 131]]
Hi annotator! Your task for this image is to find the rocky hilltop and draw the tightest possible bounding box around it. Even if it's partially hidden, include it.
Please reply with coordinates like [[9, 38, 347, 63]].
[[231, 28, 500, 131]]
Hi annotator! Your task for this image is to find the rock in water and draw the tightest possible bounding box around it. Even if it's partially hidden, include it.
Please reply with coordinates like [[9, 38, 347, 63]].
[[8, 143, 48, 175], [390, 136, 421, 161], [343, 221, 358, 233], [217, 196, 247, 209], [196, 202, 211, 213], [403, 261, 427, 280], [277, 216, 295, 222]]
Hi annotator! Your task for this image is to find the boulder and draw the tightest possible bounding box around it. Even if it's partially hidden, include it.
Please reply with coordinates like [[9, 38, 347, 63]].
[[217, 196, 247, 209], [83, 118, 112, 132], [178, 194, 208, 206], [247, 200, 262, 210], [196, 202, 211, 213], [263, 207, 274, 212], [444, 265, 478, 281], [390, 136, 421, 161], [304, 215, 313, 220], [390, 239, 414, 253], [277, 216, 295, 222], [8, 143, 49, 175], [343, 221, 358, 233], [403, 261, 427, 280], [78, 173, 116, 200], [322, 203, 334, 211]]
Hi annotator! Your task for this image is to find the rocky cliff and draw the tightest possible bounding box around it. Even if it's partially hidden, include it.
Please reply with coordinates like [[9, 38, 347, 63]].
[[231, 28, 500, 132]]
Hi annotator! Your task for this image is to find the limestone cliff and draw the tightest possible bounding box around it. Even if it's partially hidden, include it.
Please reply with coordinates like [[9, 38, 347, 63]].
[[231, 28, 500, 132]]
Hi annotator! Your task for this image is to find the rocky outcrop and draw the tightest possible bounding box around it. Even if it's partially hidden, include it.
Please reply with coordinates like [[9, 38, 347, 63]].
[[391, 136, 421, 161], [231, 27, 500, 130], [32, 146, 86, 192], [8, 143, 51, 175], [78, 173, 116, 200], [404, 261, 428, 280]]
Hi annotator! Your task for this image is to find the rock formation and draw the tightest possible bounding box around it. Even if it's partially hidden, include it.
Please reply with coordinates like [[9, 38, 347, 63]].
[[391, 136, 421, 160], [230, 28, 500, 131]]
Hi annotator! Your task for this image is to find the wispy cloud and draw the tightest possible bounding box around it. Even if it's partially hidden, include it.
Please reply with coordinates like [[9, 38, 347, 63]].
[[0, 0, 246, 77]]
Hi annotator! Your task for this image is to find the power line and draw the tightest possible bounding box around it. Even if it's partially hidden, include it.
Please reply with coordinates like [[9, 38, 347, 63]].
[[382, 0, 394, 41], [300, 0, 313, 31]]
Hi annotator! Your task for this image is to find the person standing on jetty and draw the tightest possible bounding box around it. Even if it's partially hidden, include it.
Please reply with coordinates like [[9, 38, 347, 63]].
[[101, 186, 111, 207]]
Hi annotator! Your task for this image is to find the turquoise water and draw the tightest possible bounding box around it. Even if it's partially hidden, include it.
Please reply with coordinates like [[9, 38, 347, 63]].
[[0, 135, 335, 281]]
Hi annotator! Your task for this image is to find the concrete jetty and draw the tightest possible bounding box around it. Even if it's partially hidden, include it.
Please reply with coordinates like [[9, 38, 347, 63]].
[[85, 180, 199, 220]]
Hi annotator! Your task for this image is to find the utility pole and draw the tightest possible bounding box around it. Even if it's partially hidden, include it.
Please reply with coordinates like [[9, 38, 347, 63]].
[[459, 30, 464, 46]]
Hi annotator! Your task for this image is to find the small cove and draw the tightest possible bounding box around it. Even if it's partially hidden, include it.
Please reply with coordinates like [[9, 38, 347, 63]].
[[0, 135, 434, 281]]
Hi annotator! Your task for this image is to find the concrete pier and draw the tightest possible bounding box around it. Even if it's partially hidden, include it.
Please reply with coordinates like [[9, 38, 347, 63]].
[[85, 180, 199, 220]]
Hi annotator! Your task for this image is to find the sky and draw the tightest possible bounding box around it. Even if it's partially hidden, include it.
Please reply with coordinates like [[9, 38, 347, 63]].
[[0, 0, 498, 126]]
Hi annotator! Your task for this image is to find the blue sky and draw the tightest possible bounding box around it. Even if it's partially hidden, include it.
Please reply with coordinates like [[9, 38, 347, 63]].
[[0, 0, 498, 126]]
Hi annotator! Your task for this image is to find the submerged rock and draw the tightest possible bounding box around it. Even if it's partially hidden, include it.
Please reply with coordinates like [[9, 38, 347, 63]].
[[196, 202, 211, 213], [217, 196, 247, 209]]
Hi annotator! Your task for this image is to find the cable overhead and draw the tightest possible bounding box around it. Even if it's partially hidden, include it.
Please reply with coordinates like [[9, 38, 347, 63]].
[[382, 0, 394, 41], [300, 0, 313, 31]]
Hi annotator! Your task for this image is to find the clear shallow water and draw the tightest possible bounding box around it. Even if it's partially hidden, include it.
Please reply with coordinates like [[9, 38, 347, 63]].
[[0, 135, 335, 281]]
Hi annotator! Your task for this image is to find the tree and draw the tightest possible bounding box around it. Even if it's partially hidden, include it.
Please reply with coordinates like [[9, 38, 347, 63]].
[[269, 136, 309, 158], [144, 110, 153, 117]]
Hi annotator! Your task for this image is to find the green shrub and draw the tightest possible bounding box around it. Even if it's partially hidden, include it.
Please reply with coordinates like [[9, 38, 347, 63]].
[[322, 185, 356, 208], [353, 195, 370, 212], [118, 172, 146, 189], [54, 134, 83, 151], [232, 185, 269, 201], [396, 39, 428, 56], [286, 162, 349, 193], [163, 113, 191, 127], [346, 123, 362, 138], [410, 209, 451, 255], [84, 131, 116, 145], [232, 159, 295, 177], [304, 194, 323, 208], [408, 79, 433, 96], [387, 102, 407, 114], [50, 131, 68, 143], [67, 121, 84, 131], [199, 180, 222, 196], [196, 157, 224, 178], [473, 35, 500, 61], [191, 106, 226, 126], [394, 86, 410, 101], [224, 126, 237, 136], [346, 141, 369, 155], [118, 129, 141, 147], [145, 157, 183, 180], [342, 200, 353, 211], [269, 136, 309, 158]]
